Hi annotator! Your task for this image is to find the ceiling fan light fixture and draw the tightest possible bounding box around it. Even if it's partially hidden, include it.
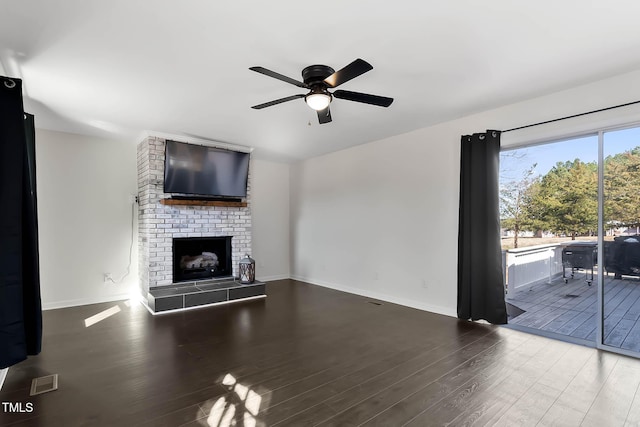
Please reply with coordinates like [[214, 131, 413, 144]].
[[250, 59, 393, 124], [305, 92, 332, 111]]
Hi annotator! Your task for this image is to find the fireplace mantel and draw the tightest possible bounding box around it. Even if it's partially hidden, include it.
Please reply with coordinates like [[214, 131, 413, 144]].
[[159, 199, 247, 207]]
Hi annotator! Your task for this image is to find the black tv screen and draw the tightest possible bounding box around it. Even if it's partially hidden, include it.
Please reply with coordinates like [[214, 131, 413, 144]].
[[164, 140, 250, 198]]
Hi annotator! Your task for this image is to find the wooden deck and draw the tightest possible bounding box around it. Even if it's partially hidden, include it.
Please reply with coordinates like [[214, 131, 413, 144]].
[[507, 272, 640, 351]]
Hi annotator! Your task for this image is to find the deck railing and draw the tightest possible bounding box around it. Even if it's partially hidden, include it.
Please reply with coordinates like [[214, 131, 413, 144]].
[[502, 243, 565, 293]]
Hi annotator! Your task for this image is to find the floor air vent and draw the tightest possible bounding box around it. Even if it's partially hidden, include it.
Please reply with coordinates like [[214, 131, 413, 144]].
[[565, 294, 581, 298], [368, 301, 383, 306], [30, 374, 58, 396]]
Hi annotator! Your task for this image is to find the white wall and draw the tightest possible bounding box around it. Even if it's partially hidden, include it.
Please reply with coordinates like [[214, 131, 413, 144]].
[[36, 129, 138, 309], [250, 159, 290, 281], [290, 68, 640, 317], [35, 67, 640, 311]]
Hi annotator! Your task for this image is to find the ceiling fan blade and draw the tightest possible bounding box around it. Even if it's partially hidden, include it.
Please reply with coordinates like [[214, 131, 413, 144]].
[[333, 90, 394, 107], [324, 58, 373, 88], [317, 106, 332, 124], [249, 66, 308, 88], [251, 94, 305, 109]]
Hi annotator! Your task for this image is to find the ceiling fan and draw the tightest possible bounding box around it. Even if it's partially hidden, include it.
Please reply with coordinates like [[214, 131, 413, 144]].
[[249, 58, 393, 124]]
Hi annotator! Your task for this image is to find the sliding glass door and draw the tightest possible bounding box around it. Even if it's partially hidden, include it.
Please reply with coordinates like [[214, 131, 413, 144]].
[[601, 126, 640, 353], [501, 124, 640, 358], [500, 136, 598, 343]]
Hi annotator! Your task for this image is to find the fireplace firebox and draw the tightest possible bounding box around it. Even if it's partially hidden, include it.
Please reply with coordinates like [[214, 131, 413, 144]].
[[173, 236, 232, 283]]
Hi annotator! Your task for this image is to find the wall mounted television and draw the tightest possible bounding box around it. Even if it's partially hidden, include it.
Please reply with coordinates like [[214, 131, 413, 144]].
[[164, 140, 250, 198]]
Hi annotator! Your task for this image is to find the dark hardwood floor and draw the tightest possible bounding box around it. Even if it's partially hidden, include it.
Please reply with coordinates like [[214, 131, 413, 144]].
[[2, 279, 640, 426]]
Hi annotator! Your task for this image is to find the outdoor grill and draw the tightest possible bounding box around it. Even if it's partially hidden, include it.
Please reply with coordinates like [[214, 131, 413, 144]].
[[562, 241, 597, 285], [605, 235, 640, 279]]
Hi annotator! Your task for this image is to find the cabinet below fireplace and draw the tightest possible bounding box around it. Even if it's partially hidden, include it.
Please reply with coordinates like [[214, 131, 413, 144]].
[[146, 279, 265, 313]]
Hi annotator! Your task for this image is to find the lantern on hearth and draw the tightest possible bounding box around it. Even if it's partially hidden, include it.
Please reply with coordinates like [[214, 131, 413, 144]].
[[238, 254, 256, 284]]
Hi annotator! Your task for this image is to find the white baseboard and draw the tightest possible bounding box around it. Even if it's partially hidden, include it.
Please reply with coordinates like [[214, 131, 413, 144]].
[[0, 368, 8, 391], [290, 275, 457, 318], [42, 293, 131, 310], [256, 274, 290, 282]]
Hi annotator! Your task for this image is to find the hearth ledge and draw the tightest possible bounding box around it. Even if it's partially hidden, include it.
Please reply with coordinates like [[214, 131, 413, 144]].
[[144, 280, 265, 314]]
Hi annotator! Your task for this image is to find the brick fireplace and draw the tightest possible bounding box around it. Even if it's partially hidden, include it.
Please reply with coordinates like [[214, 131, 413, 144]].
[[136, 136, 252, 295]]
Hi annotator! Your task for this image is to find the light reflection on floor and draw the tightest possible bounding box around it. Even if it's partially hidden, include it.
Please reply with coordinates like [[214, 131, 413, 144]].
[[83, 304, 122, 327], [202, 373, 263, 427]]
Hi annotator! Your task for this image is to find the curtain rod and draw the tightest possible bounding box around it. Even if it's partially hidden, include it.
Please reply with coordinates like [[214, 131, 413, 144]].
[[502, 99, 640, 133]]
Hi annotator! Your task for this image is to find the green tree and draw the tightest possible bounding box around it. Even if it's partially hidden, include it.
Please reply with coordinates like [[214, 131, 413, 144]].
[[530, 159, 597, 239], [604, 147, 640, 232], [500, 164, 538, 248]]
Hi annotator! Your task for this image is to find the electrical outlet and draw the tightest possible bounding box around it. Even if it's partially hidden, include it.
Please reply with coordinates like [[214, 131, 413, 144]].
[[421, 279, 428, 289], [104, 273, 112, 283], [129, 194, 138, 204]]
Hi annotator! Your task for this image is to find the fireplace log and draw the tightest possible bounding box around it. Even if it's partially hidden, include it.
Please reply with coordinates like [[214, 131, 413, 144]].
[[180, 252, 219, 270]]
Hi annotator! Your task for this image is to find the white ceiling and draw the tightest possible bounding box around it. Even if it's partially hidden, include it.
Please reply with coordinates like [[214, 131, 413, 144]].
[[3, 1, 640, 162]]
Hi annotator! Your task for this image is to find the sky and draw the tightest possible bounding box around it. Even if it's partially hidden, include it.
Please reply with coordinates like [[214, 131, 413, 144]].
[[500, 126, 640, 182]]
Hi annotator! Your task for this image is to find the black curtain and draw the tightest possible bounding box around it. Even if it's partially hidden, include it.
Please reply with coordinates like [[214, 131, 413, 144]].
[[457, 130, 507, 324], [0, 76, 42, 369]]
